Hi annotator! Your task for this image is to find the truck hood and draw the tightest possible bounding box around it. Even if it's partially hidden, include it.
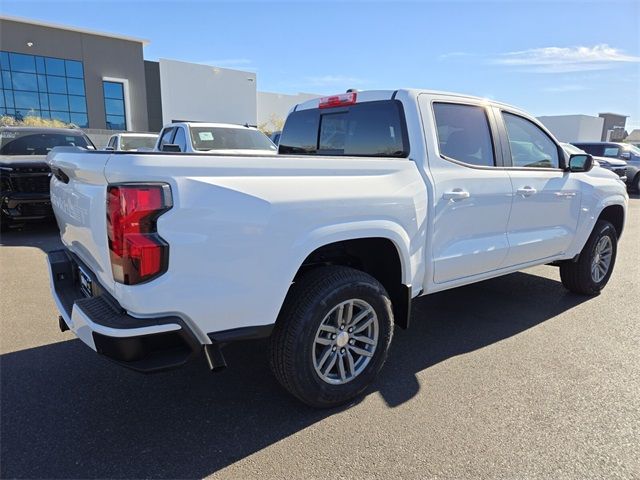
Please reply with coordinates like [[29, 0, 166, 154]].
[[593, 155, 627, 167], [0, 154, 49, 168]]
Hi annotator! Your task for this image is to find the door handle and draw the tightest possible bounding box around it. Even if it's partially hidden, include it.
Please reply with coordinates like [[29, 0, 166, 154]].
[[516, 186, 537, 197], [443, 189, 470, 201]]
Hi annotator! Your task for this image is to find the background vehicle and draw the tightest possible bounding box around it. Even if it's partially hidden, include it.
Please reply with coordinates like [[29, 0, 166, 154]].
[[155, 122, 277, 154], [270, 131, 281, 146], [0, 126, 94, 227], [572, 141, 640, 191], [47, 89, 627, 407], [105, 133, 158, 151], [562, 143, 627, 183]]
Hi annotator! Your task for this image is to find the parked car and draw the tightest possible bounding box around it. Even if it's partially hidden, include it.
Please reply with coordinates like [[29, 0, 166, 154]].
[[561, 143, 627, 183], [155, 122, 277, 154], [572, 141, 640, 191], [46, 89, 627, 407], [0, 126, 94, 228], [105, 132, 158, 152], [270, 130, 282, 146]]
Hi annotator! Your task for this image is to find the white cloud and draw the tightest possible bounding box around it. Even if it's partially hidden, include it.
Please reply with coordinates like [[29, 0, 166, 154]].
[[438, 52, 472, 61], [494, 44, 640, 73], [542, 84, 590, 93]]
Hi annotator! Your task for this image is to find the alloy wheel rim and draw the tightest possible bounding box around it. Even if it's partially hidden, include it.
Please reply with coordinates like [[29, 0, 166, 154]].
[[591, 236, 613, 283], [312, 299, 379, 385]]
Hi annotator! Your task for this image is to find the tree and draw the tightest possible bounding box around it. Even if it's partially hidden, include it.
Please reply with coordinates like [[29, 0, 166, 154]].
[[258, 114, 285, 136], [0, 114, 72, 129]]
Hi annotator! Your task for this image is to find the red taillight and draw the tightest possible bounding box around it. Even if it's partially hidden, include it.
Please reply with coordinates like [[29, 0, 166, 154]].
[[107, 184, 172, 285], [318, 92, 357, 109]]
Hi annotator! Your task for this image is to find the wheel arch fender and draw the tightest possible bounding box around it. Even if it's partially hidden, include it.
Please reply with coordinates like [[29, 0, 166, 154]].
[[567, 193, 627, 257]]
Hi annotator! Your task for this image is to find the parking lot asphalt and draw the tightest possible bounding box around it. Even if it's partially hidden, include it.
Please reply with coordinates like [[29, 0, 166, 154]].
[[1, 197, 639, 480]]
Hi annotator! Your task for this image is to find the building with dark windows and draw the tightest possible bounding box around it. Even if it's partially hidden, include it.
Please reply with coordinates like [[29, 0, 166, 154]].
[[0, 15, 317, 141], [0, 15, 149, 131]]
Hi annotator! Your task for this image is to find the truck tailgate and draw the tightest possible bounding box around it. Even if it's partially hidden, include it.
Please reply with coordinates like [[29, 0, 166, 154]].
[[48, 148, 115, 294]]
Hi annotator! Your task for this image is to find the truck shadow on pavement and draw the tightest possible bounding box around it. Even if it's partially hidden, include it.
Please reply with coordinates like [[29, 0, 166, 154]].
[[0, 268, 590, 479]]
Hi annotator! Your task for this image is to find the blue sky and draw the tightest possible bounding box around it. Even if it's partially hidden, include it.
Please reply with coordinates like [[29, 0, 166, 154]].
[[3, 0, 639, 128]]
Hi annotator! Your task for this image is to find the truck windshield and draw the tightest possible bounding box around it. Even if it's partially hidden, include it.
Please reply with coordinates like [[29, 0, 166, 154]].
[[121, 136, 158, 151], [189, 127, 276, 151], [0, 131, 91, 155], [278, 100, 409, 157]]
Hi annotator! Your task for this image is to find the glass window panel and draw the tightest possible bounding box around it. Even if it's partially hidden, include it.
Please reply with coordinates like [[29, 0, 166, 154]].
[[0, 92, 4, 108], [2, 71, 11, 89], [39, 93, 49, 110], [37, 74, 47, 92], [67, 77, 84, 95], [45, 57, 65, 76], [68, 95, 86, 113], [49, 93, 68, 111], [70, 113, 88, 127], [40, 110, 51, 119], [65, 60, 83, 78], [12, 72, 38, 91], [15, 108, 40, 119], [50, 111, 70, 123], [9, 53, 36, 73], [106, 115, 126, 130], [502, 112, 559, 168], [4, 90, 14, 108], [433, 103, 496, 167], [104, 97, 124, 115], [0, 74, 2, 89], [0, 52, 9, 70], [35, 57, 46, 74], [103, 81, 124, 99], [47, 75, 67, 94], [14, 91, 40, 109]]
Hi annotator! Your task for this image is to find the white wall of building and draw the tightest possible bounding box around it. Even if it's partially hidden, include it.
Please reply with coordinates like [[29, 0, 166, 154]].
[[257, 91, 320, 126], [159, 59, 257, 125], [537, 115, 604, 142]]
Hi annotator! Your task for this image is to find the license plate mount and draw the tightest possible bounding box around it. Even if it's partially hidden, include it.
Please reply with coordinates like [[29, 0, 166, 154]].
[[78, 266, 93, 298]]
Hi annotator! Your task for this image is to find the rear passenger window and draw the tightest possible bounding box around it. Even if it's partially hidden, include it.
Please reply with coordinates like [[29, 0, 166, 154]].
[[173, 127, 187, 152], [502, 113, 559, 168], [279, 100, 408, 157], [158, 128, 175, 149], [433, 103, 495, 167]]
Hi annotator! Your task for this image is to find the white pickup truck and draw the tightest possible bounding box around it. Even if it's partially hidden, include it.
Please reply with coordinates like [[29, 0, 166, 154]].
[[47, 89, 628, 407]]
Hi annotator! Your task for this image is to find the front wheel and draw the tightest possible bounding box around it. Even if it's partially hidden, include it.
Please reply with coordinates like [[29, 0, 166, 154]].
[[270, 266, 394, 408], [560, 220, 618, 295]]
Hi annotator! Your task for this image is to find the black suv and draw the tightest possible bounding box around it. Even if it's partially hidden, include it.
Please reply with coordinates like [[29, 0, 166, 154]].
[[0, 127, 95, 227], [572, 141, 640, 191]]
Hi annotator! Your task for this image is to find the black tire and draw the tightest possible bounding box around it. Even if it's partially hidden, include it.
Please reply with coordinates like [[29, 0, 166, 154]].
[[560, 220, 617, 295], [634, 173, 640, 193], [270, 266, 394, 408]]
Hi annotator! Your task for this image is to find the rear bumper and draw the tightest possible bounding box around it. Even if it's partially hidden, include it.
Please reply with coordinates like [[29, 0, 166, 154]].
[[47, 249, 202, 373], [1, 192, 52, 221]]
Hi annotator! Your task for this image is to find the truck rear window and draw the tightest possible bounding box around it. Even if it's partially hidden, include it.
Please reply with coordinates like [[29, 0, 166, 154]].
[[278, 100, 409, 157]]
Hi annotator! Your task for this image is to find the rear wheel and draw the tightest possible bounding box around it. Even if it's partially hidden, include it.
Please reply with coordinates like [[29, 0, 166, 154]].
[[270, 266, 394, 408], [560, 220, 617, 295], [634, 173, 640, 193]]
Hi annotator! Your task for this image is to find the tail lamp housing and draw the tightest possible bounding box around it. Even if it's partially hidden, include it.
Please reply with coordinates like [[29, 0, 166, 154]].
[[107, 183, 172, 285]]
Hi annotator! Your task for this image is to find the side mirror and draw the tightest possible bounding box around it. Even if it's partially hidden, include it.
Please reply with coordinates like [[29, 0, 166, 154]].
[[104, 146, 114, 151], [162, 143, 181, 152], [620, 152, 631, 160], [568, 154, 594, 173]]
